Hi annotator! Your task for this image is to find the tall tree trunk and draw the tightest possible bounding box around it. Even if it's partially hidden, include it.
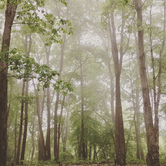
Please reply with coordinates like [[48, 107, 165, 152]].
[[55, 40, 67, 160], [101, 37, 115, 124], [37, 92, 47, 161], [54, 1, 69, 158], [20, 81, 29, 163], [20, 34, 31, 164], [108, 60, 115, 124], [62, 107, 69, 152], [46, 87, 51, 160], [129, 57, 142, 160], [133, 88, 142, 159], [57, 96, 66, 159], [85, 143, 88, 159], [0, 2, 17, 166], [134, 1, 160, 165], [89, 144, 92, 161], [16, 80, 25, 165], [45, 46, 51, 160], [54, 92, 59, 160], [150, 2, 165, 162], [30, 116, 36, 164], [78, 136, 81, 160], [14, 112, 18, 163], [134, 25, 145, 161], [33, 81, 46, 161], [135, 90, 141, 159], [108, 12, 126, 165], [54, 34, 66, 160], [38, 91, 47, 161], [93, 146, 96, 161]]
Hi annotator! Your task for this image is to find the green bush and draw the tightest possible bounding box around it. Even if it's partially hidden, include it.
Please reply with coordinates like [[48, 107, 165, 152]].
[[126, 158, 146, 165], [59, 151, 74, 163], [160, 157, 166, 165]]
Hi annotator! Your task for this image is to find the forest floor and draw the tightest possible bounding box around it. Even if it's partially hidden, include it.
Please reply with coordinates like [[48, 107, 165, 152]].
[[9, 164, 166, 166], [59, 164, 166, 166]]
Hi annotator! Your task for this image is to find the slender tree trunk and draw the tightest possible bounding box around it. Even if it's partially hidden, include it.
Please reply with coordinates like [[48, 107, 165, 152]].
[[62, 107, 69, 152], [57, 96, 66, 159], [108, 12, 126, 165], [54, 3, 69, 158], [101, 38, 115, 124], [108, 61, 115, 124], [20, 34, 31, 164], [129, 61, 142, 160], [16, 80, 25, 165], [78, 136, 81, 160], [14, 113, 18, 163], [135, 89, 142, 160], [46, 87, 51, 160], [93, 146, 96, 161], [89, 144, 92, 161], [45, 46, 51, 160], [152, 2, 165, 162], [0, 2, 17, 166], [54, 93, 59, 160], [134, 25, 145, 161], [85, 143, 88, 159], [134, 1, 160, 165], [33, 82, 46, 161], [20, 81, 29, 163], [54, 34, 66, 160], [30, 117, 36, 164], [37, 92, 47, 161]]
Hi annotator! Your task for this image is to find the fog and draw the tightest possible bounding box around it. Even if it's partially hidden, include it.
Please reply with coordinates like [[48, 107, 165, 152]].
[[1, 0, 166, 165]]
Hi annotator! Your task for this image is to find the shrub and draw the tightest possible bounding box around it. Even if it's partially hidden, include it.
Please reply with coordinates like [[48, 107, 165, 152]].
[[59, 151, 74, 163]]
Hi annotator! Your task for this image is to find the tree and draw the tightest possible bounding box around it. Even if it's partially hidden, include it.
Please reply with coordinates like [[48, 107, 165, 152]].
[[20, 34, 31, 163], [0, 2, 17, 166], [148, 1, 166, 164], [134, 0, 160, 165], [45, 45, 51, 160], [102, 0, 132, 164], [109, 12, 126, 165]]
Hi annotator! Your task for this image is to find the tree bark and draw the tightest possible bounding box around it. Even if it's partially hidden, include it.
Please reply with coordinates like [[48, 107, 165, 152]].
[[89, 144, 92, 161], [46, 87, 51, 160], [0, 2, 17, 166], [16, 80, 25, 165], [134, 1, 160, 165], [133, 88, 143, 159], [29, 116, 36, 164], [54, 92, 59, 160], [108, 60, 115, 124], [20, 81, 29, 163], [14, 112, 18, 164], [133, 29, 145, 160], [33, 81, 46, 161], [20, 34, 31, 164], [57, 95, 66, 158], [54, 34, 65, 160], [45, 46, 51, 160], [62, 107, 69, 152], [108, 12, 126, 165], [37, 91, 47, 161]]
